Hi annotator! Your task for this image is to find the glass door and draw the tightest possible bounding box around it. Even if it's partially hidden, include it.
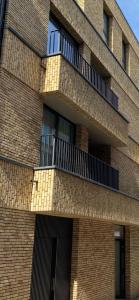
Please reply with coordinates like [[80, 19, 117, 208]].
[[41, 108, 56, 166], [57, 116, 74, 143], [41, 106, 75, 167], [47, 16, 79, 65], [47, 17, 60, 54]]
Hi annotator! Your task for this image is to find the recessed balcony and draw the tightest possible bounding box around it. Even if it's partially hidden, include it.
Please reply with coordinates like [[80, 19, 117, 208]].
[[40, 31, 129, 147], [48, 31, 119, 109], [40, 135, 119, 190], [31, 136, 139, 224]]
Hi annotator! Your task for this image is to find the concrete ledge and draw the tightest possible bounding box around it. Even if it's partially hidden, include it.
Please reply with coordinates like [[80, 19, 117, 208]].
[[31, 168, 139, 225]]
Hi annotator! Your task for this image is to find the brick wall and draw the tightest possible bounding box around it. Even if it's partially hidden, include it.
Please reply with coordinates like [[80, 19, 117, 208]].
[[32, 168, 139, 225], [2, 29, 41, 91], [111, 18, 122, 63], [0, 159, 33, 211], [71, 219, 115, 300], [5, 0, 50, 55], [126, 226, 139, 299], [120, 138, 139, 165], [76, 0, 139, 87], [76, 0, 103, 35], [71, 221, 139, 300], [129, 46, 139, 87], [51, 0, 139, 105], [0, 207, 35, 300], [111, 147, 139, 199], [0, 68, 42, 165], [111, 78, 139, 142], [76, 125, 88, 152], [31, 169, 54, 213]]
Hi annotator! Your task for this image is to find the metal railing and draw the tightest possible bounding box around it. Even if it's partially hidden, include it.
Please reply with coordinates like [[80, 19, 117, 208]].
[[48, 30, 119, 110], [40, 135, 119, 190]]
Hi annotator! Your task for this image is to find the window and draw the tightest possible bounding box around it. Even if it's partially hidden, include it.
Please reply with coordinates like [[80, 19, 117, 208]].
[[114, 225, 125, 299], [122, 40, 127, 70], [47, 16, 78, 60], [47, 17, 60, 54], [43, 106, 75, 144], [103, 11, 109, 45], [41, 106, 75, 166]]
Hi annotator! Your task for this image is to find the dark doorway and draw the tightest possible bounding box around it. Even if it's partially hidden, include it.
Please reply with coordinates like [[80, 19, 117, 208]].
[[115, 225, 125, 299], [30, 215, 73, 300]]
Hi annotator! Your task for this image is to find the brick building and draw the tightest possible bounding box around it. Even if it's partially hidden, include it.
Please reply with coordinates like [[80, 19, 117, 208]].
[[0, 0, 139, 299]]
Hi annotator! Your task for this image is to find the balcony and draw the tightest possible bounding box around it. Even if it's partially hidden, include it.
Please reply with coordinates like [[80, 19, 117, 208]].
[[41, 32, 128, 147], [31, 135, 139, 225], [40, 135, 119, 190], [47, 30, 118, 110]]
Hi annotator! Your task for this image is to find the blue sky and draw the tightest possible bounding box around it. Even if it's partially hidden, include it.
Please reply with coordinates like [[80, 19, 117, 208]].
[[116, 0, 139, 41]]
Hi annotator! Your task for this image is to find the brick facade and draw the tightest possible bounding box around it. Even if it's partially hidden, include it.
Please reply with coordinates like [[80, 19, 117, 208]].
[[76, 125, 89, 152], [0, 158, 33, 211], [0, 68, 42, 165], [0, 207, 35, 300], [51, 0, 139, 107], [71, 219, 114, 300], [32, 168, 139, 226], [42, 55, 128, 147], [0, 0, 139, 299]]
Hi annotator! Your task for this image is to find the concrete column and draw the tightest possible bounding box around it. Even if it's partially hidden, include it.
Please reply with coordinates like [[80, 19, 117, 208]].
[[76, 125, 89, 152]]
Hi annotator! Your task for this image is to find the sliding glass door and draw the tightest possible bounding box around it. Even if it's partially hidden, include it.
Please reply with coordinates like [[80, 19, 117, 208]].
[[41, 106, 75, 166]]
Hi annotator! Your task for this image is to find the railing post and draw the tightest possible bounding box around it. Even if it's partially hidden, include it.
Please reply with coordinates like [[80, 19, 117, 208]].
[[59, 31, 63, 53], [40, 135, 43, 167], [52, 136, 56, 166]]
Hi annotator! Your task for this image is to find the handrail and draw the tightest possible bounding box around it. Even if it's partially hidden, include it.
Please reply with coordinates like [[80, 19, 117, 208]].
[[47, 30, 119, 110], [40, 135, 119, 190]]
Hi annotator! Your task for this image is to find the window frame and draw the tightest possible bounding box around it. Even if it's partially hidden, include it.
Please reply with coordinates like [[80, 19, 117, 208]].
[[103, 11, 109, 45], [43, 105, 75, 144], [122, 39, 127, 70], [47, 15, 78, 55]]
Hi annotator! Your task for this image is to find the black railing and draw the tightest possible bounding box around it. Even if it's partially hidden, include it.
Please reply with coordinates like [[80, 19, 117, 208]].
[[40, 135, 119, 190], [48, 30, 119, 110]]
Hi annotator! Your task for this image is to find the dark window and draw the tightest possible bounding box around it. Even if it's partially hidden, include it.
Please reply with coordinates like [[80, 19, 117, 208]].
[[41, 106, 75, 167], [115, 225, 125, 299], [47, 17, 60, 54], [122, 40, 127, 70], [43, 106, 75, 144], [103, 11, 109, 45], [47, 16, 78, 56]]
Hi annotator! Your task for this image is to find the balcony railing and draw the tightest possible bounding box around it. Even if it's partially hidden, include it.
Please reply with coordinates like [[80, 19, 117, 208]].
[[47, 30, 119, 110], [40, 135, 119, 190]]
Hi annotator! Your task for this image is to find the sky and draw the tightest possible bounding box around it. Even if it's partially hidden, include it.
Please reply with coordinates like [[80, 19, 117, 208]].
[[116, 0, 139, 41]]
